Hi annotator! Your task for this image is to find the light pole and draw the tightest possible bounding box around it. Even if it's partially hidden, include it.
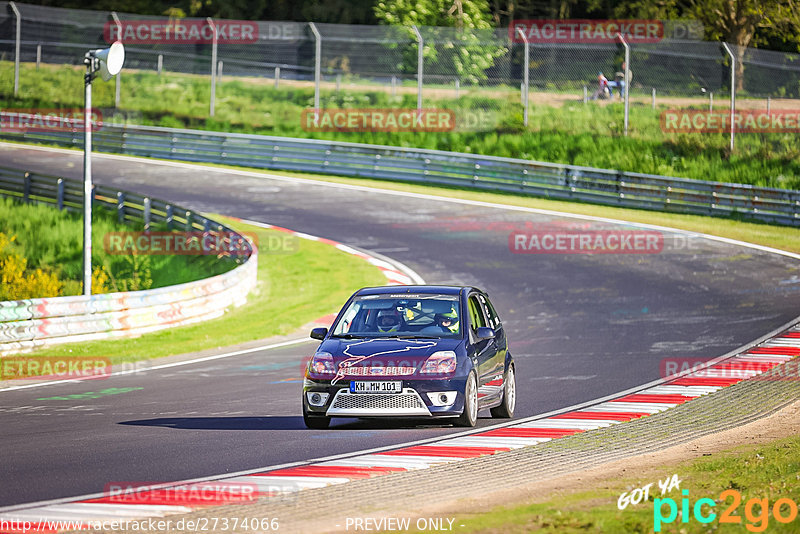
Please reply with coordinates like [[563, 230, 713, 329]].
[[83, 41, 124, 296]]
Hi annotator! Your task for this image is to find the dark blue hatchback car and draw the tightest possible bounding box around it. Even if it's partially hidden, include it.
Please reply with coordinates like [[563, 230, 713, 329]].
[[302, 286, 516, 429]]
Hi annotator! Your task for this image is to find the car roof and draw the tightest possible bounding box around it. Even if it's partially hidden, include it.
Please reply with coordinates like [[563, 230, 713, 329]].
[[355, 285, 469, 297]]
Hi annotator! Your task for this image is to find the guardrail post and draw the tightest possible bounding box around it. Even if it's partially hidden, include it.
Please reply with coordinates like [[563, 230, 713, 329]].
[[23, 172, 30, 203], [203, 218, 211, 233], [652, 88, 656, 109], [207, 17, 218, 117], [10, 2, 21, 97], [165, 204, 173, 229], [116, 191, 125, 223], [391, 75, 397, 97], [794, 194, 799, 221], [143, 197, 151, 232], [709, 187, 717, 215], [57, 178, 64, 210], [157, 54, 163, 75], [274, 67, 280, 89], [185, 210, 193, 231], [567, 169, 577, 197], [36, 44, 41, 70], [411, 25, 423, 111]]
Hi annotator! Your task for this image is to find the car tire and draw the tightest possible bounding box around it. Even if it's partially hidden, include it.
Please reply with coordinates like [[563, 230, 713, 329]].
[[303, 407, 331, 429], [490, 363, 516, 419], [455, 372, 478, 427]]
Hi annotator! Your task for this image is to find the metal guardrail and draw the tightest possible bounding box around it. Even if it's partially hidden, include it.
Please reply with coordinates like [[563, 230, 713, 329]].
[[1, 120, 798, 226], [0, 165, 257, 355]]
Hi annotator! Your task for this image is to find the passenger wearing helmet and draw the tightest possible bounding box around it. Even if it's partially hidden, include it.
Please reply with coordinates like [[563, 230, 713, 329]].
[[376, 309, 403, 333], [436, 309, 459, 333]]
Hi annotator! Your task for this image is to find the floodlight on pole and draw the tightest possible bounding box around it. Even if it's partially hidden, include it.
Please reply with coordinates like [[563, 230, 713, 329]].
[[82, 41, 124, 296]]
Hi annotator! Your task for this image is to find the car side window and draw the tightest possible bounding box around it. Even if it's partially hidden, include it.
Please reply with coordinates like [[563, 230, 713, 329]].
[[468, 295, 487, 334], [479, 294, 501, 330]]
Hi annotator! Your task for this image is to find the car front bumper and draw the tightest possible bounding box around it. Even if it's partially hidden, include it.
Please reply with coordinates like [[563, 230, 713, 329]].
[[303, 377, 467, 418]]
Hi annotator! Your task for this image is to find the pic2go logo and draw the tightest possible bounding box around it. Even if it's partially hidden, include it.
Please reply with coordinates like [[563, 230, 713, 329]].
[[654, 489, 799, 532]]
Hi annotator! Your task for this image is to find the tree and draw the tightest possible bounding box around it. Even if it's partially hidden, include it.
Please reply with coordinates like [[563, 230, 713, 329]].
[[688, 0, 800, 89], [617, 0, 800, 91], [374, 0, 506, 83]]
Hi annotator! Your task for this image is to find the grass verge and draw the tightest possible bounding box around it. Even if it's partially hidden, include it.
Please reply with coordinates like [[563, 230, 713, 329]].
[[433, 433, 800, 533], [23, 215, 387, 364], [0, 196, 233, 296]]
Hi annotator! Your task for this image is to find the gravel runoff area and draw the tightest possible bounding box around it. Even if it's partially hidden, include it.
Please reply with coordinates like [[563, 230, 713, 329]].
[[80, 351, 800, 534]]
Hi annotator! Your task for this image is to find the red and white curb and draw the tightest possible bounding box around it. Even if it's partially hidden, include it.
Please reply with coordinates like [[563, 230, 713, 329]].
[[2, 327, 798, 532]]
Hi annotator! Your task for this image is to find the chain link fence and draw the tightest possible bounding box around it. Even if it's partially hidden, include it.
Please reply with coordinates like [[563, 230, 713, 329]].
[[2, 1, 800, 141]]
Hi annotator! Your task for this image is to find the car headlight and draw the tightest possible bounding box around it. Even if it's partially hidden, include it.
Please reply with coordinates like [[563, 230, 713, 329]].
[[420, 351, 457, 375], [308, 352, 335, 377]]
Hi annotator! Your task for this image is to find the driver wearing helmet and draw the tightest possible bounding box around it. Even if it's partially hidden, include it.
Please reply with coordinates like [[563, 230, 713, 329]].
[[376, 308, 403, 333]]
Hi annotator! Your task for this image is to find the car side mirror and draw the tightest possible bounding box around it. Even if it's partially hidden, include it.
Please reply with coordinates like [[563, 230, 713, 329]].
[[310, 327, 328, 340], [476, 327, 495, 340]]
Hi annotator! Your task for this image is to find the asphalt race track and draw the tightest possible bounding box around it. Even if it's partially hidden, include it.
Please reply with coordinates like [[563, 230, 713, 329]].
[[1, 144, 799, 507]]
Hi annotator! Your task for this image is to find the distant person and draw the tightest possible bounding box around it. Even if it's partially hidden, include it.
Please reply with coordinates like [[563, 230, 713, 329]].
[[609, 62, 632, 98], [591, 72, 611, 100]]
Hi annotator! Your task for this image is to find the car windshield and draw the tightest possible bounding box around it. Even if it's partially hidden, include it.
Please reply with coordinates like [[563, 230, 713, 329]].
[[331, 294, 462, 338]]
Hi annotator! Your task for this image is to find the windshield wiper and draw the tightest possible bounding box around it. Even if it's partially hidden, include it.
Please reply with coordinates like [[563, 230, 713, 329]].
[[331, 334, 367, 339]]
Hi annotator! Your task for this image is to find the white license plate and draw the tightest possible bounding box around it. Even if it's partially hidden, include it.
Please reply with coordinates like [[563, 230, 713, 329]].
[[350, 381, 402, 394]]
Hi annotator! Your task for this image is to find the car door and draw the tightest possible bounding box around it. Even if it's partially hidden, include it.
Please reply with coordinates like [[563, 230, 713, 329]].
[[478, 292, 507, 383], [467, 292, 499, 405]]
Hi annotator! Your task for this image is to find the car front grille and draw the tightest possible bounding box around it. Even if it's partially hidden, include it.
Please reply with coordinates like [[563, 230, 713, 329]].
[[326, 389, 431, 417]]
